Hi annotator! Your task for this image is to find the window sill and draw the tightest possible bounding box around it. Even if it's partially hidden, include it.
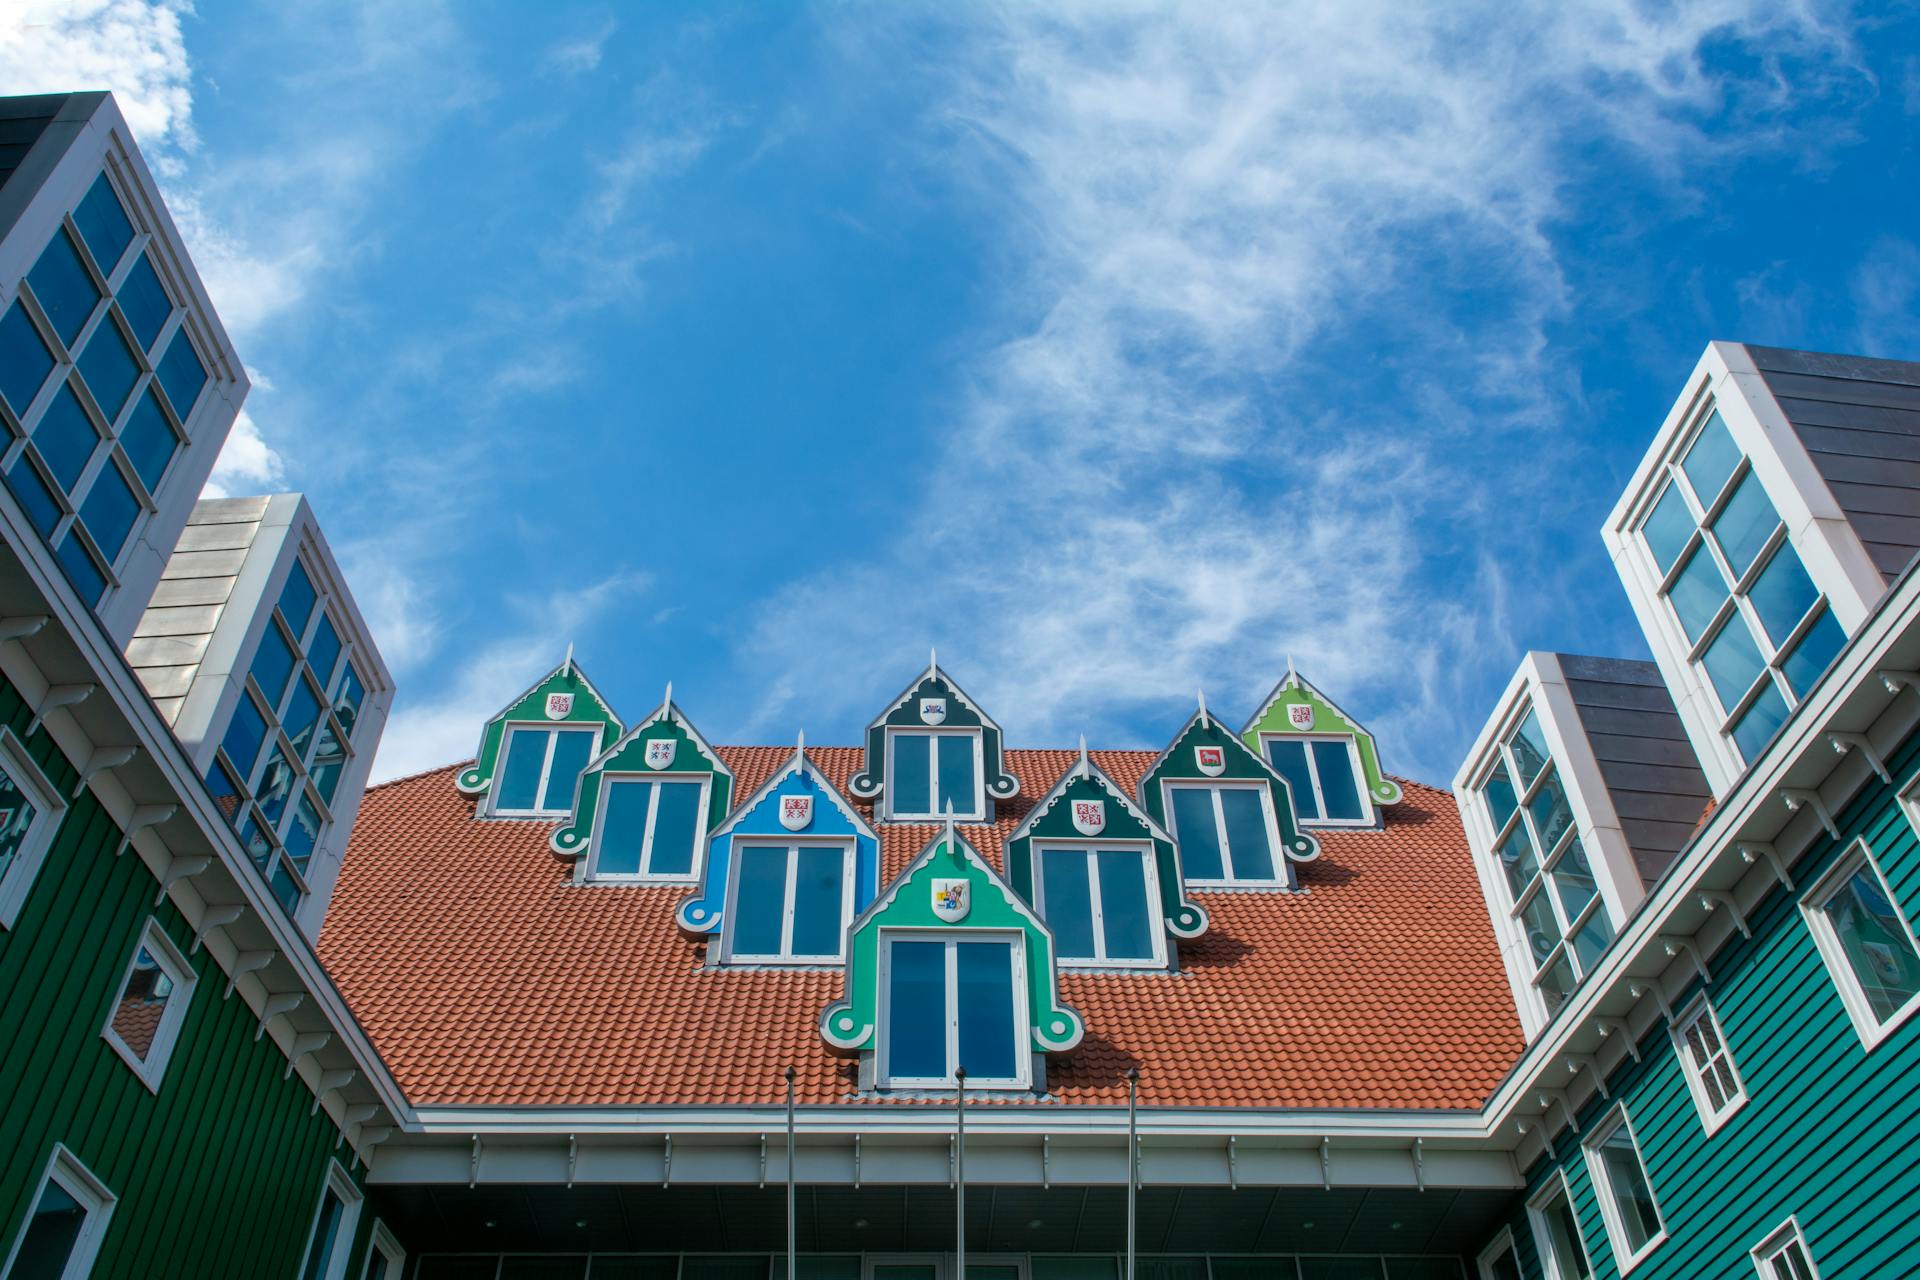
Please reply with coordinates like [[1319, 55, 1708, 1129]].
[[101, 1029, 167, 1095], [1848, 990, 1920, 1051], [1614, 1230, 1667, 1275]]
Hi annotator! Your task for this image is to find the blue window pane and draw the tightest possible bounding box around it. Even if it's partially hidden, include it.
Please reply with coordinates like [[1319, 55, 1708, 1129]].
[[307, 612, 342, 690], [1641, 482, 1696, 574], [7, 455, 63, 536], [333, 665, 366, 738], [1702, 619, 1766, 709], [936, 734, 976, 814], [1749, 544, 1819, 649], [1549, 839, 1599, 921], [1497, 823, 1539, 897], [1571, 906, 1614, 974], [495, 728, 551, 812], [1730, 681, 1790, 762], [28, 229, 98, 349], [74, 174, 135, 274], [1481, 759, 1518, 833], [1040, 849, 1096, 959], [1219, 787, 1275, 881], [1265, 739, 1318, 820], [250, 622, 297, 706], [33, 384, 101, 492], [279, 560, 317, 638], [271, 858, 302, 912], [256, 746, 297, 828], [117, 252, 172, 351], [1527, 773, 1575, 853], [283, 795, 322, 871], [0, 301, 53, 414], [1825, 867, 1920, 1022], [647, 780, 703, 876], [233, 814, 272, 871], [1170, 787, 1223, 880], [1782, 608, 1846, 700], [886, 940, 948, 1080], [791, 844, 845, 957], [893, 733, 931, 814], [595, 778, 652, 875], [204, 758, 245, 829], [1668, 545, 1729, 644], [309, 721, 346, 808], [1508, 711, 1551, 787], [1709, 470, 1779, 581], [540, 728, 594, 811], [284, 676, 323, 759], [1097, 850, 1156, 960], [731, 844, 788, 956], [956, 940, 1018, 1080], [77, 460, 139, 562], [118, 389, 176, 493], [1311, 740, 1363, 821], [1681, 411, 1741, 506], [156, 328, 206, 420], [54, 533, 106, 605], [221, 692, 269, 780], [77, 316, 138, 422], [1520, 890, 1559, 965]]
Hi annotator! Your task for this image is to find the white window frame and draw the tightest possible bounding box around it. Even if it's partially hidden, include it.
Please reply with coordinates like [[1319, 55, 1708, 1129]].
[[1750, 1217, 1821, 1279], [584, 772, 713, 884], [297, 1160, 364, 1280], [1032, 840, 1166, 968], [99, 917, 197, 1092], [1583, 1107, 1668, 1273], [1257, 731, 1373, 827], [1526, 1168, 1594, 1280], [719, 837, 855, 964], [1800, 837, 1920, 1049], [0, 726, 66, 930], [1475, 1227, 1521, 1280], [359, 1220, 406, 1280], [877, 929, 1031, 1090], [487, 722, 601, 818], [0, 1143, 115, 1280], [883, 727, 985, 821], [1160, 779, 1287, 888], [1671, 993, 1747, 1133]]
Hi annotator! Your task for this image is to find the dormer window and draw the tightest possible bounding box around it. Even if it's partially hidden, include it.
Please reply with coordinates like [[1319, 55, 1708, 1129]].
[[848, 658, 1019, 821], [1166, 781, 1281, 886], [1035, 844, 1161, 966], [886, 729, 982, 820], [723, 840, 852, 963], [1262, 735, 1366, 824], [587, 775, 709, 880], [491, 724, 597, 817], [1242, 668, 1401, 828], [880, 933, 1027, 1088]]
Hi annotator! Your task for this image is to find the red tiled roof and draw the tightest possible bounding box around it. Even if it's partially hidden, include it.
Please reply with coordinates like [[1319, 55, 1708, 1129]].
[[318, 747, 1523, 1110]]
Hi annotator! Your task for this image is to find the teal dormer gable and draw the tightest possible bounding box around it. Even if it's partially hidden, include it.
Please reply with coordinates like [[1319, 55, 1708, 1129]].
[[455, 654, 622, 819], [847, 654, 1019, 823]]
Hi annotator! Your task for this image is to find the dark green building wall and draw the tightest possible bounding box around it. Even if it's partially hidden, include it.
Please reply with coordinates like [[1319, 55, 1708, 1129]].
[[1488, 723, 1920, 1279], [0, 674, 374, 1277]]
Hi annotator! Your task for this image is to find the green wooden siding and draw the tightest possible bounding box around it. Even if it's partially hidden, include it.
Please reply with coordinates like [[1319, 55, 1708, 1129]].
[[0, 674, 372, 1278], [1488, 722, 1920, 1279]]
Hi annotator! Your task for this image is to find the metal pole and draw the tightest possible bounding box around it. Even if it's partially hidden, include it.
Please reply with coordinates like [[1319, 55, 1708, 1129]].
[[1126, 1067, 1138, 1280], [785, 1066, 797, 1280], [956, 1066, 967, 1280]]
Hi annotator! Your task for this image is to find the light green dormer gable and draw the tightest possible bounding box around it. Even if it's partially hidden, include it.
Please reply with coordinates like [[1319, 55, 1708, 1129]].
[[455, 655, 623, 817], [1242, 663, 1402, 827]]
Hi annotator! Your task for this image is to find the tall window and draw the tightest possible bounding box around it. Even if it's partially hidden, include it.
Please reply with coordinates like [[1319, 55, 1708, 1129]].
[[100, 919, 197, 1091], [2, 1146, 114, 1280], [298, 1163, 363, 1280], [1585, 1110, 1666, 1271], [887, 730, 981, 820], [1166, 782, 1280, 886], [202, 557, 371, 914], [1672, 995, 1746, 1132], [1476, 1231, 1523, 1280], [0, 730, 64, 930], [724, 841, 851, 963], [1751, 1220, 1820, 1280], [1800, 840, 1920, 1048], [1638, 410, 1847, 764], [491, 724, 597, 816], [881, 934, 1026, 1087], [0, 172, 206, 607], [1262, 735, 1367, 824], [1476, 706, 1614, 1015], [589, 775, 708, 880], [1527, 1172, 1594, 1280], [1036, 845, 1162, 966]]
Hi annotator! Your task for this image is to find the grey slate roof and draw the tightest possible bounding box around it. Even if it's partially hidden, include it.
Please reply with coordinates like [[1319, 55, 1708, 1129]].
[[1746, 343, 1920, 583]]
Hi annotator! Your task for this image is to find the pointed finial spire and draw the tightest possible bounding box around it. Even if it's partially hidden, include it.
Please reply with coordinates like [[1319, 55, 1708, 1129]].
[[563, 641, 574, 677], [1077, 734, 1091, 776], [928, 647, 938, 683], [793, 728, 806, 771], [943, 799, 957, 852], [1197, 688, 1210, 729], [1285, 653, 1297, 683], [661, 681, 673, 716]]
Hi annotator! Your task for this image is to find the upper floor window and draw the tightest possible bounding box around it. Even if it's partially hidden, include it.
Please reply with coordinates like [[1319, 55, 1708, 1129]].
[[101, 919, 196, 1091], [491, 724, 597, 816], [298, 1162, 363, 1280], [1166, 782, 1281, 885], [1638, 411, 1847, 765], [1036, 844, 1162, 966], [0, 729, 65, 930], [1476, 706, 1614, 1015], [1584, 1109, 1667, 1271], [1527, 1171, 1595, 1280], [1751, 1219, 1821, 1280], [1262, 734, 1366, 824], [1476, 1230, 1522, 1280], [4, 1144, 115, 1280], [1800, 839, 1920, 1049], [1672, 995, 1746, 1132], [589, 775, 708, 881], [887, 729, 982, 820], [881, 933, 1027, 1088], [723, 840, 851, 963]]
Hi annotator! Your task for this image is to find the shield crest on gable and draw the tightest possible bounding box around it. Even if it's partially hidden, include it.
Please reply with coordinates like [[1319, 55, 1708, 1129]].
[[779, 794, 814, 831], [544, 692, 574, 720], [1070, 798, 1106, 835], [932, 878, 969, 922], [644, 739, 677, 770], [1195, 745, 1226, 777], [919, 697, 948, 725], [1288, 703, 1315, 730]]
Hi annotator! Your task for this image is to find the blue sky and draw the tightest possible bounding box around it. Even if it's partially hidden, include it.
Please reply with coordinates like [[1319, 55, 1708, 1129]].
[[8, 1, 1920, 784]]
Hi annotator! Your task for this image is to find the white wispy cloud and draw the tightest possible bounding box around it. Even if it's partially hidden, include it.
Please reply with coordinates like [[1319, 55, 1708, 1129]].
[[542, 16, 616, 76], [0, 0, 195, 157]]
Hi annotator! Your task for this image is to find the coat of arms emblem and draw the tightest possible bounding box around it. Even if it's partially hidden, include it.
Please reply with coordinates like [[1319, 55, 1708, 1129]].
[[644, 739, 677, 770], [932, 878, 970, 922], [919, 697, 948, 725], [779, 794, 814, 831], [1288, 703, 1315, 730], [1070, 798, 1106, 835], [544, 692, 574, 720], [1195, 745, 1226, 777]]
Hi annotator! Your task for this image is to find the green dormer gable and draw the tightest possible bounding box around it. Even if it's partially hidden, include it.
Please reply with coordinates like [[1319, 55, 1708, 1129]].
[[1242, 663, 1402, 826], [847, 654, 1019, 821], [455, 655, 622, 816]]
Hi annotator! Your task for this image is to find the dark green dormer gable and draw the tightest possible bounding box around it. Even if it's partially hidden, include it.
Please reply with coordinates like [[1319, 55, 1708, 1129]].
[[1139, 696, 1320, 889], [1242, 662, 1402, 828], [846, 654, 1019, 822], [819, 821, 1083, 1091], [549, 685, 734, 883], [1006, 743, 1207, 967], [455, 655, 623, 818]]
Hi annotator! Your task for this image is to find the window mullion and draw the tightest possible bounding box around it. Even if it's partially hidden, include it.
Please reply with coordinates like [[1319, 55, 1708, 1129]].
[[637, 782, 662, 875], [1210, 789, 1232, 880], [536, 731, 560, 805], [1085, 853, 1108, 961], [780, 845, 800, 957], [944, 941, 961, 1080]]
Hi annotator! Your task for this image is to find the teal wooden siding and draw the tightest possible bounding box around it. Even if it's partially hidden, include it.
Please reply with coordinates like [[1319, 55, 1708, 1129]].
[[0, 674, 374, 1278], [1485, 723, 1920, 1279]]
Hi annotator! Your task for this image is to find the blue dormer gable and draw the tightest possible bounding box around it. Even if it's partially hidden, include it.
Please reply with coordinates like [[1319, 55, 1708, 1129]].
[[676, 735, 880, 963], [847, 654, 1019, 822]]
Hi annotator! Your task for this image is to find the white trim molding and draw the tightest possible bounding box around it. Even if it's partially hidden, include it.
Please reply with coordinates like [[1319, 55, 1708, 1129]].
[[0, 1143, 116, 1280], [1750, 1216, 1821, 1279], [99, 915, 198, 1092], [1798, 837, 1920, 1050], [0, 724, 67, 929], [1582, 1106, 1668, 1274]]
